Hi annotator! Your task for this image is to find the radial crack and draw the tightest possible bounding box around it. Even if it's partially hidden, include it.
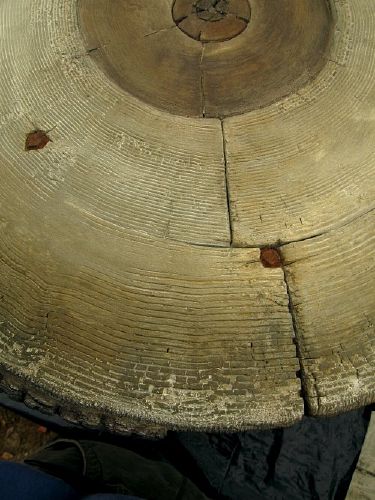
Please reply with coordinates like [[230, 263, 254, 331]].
[[220, 118, 233, 246], [144, 25, 177, 37], [280, 256, 309, 413], [199, 44, 206, 117]]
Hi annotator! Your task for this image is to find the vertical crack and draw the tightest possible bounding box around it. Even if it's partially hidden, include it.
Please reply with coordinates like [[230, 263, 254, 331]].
[[220, 118, 233, 246], [199, 44, 206, 117], [280, 259, 309, 413]]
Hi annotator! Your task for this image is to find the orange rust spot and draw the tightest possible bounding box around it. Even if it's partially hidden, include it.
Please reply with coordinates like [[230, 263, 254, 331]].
[[260, 247, 282, 268], [25, 130, 51, 151]]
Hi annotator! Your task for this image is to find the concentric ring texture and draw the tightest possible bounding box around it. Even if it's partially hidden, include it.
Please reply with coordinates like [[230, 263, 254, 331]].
[[0, 0, 373, 432]]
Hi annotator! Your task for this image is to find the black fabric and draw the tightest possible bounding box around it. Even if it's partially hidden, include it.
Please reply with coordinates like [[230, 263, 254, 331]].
[[169, 407, 372, 500], [26, 439, 209, 500]]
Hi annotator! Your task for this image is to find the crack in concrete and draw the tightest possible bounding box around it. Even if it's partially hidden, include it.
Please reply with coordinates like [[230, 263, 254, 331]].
[[170, 205, 375, 251], [199, 44, 206, 117], [280, 257, 309, 413], [220, 118, 233, 246], [168, 238, 232, 249], [279, 206, 375, 248], [356, 466, 375, 478], [144, 25, 177, 37]]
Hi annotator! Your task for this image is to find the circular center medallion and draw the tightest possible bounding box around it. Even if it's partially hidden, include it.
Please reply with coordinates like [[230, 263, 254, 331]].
[[172, 0, 251, 42], [79, 0, 333, 117]]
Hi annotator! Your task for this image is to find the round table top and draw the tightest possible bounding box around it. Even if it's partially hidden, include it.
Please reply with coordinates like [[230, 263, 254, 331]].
[[0, 0, 374, 434]]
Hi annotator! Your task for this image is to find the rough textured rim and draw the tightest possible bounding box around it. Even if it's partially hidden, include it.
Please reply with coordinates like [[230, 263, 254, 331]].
[[0, 0, 374, 435]]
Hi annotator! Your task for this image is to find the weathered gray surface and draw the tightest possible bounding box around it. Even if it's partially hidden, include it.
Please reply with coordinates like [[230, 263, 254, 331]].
[[0, 0, 373, 433]]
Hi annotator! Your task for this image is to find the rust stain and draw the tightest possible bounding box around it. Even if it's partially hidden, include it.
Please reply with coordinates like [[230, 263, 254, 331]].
[[260, 247, 282, 268], [25, 130, 51, 151]]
